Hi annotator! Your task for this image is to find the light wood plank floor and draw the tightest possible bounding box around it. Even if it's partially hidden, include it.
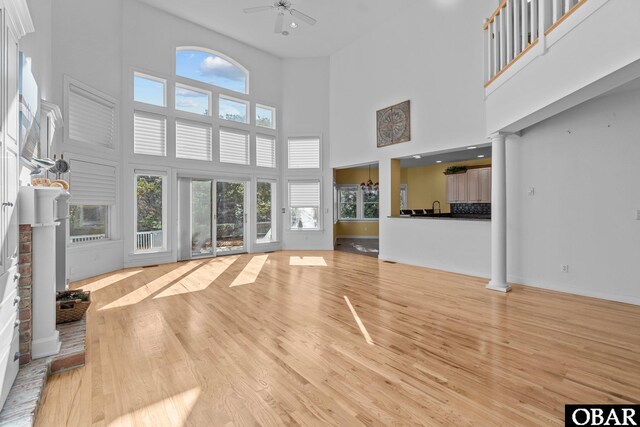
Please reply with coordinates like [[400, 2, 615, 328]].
[[36, 251, 640, 426]]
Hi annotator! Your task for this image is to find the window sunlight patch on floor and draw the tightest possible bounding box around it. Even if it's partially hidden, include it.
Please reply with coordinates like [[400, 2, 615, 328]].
[[344, 296, 374, 346], [107, 387, 200, 427], [289, 256, 327, 266], [230, 255, 269, 287], [154, 256, 239, 298], [100, 261, 205, 310], [78, 269, 144, 293]]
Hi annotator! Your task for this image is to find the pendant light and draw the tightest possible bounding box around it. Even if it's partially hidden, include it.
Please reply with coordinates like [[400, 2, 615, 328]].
[[360, 165, 379, 195]]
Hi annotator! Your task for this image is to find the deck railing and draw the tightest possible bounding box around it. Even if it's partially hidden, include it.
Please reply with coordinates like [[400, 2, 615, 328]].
[[136, 230, 163, 251], [70, 234, 107, 244], [484, 0, 587, 87]]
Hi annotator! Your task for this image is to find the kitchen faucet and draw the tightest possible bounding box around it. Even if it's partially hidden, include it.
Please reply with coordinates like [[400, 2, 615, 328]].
[[432, 200, 441, 214]]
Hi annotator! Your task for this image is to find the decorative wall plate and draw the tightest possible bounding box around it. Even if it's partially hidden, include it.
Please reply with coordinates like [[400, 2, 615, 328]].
[[377, 100, 411, 147]]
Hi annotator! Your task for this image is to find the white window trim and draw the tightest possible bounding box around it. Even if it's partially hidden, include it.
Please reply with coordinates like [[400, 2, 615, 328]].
[[64, 152, 120, 246], [286, 135, 322, 171], [256, 103, 276, 130], [63, 75, 120, 155], [133, 170, 169, 254], [287, 178, 323, 232], [336, 184, 380, 222], [255, 178, 279, 245], [219, 94, 250, 125], [134, 71, 167, 108], [175, 82, 212, 117], [176, 46, 250, 95]]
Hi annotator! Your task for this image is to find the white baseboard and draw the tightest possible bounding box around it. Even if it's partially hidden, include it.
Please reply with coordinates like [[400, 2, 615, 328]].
[[509, 275, 640, 306], [336, 235, 379, 240]]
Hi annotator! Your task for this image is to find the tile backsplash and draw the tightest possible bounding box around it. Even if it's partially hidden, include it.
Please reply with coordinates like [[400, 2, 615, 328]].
[[451, 203, 492, 216]]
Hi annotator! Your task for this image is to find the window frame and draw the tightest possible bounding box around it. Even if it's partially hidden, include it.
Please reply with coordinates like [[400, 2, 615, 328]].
[[174, 82, 212, 117], [287, 136, 322, 170], [255, 178, 278, 244], [64, 75, 120, 155], [288, 179, 322, 231], [219, 94, 250, 124], [335, 185, 380, 222], [69, 205, 111, 245], [133, 72, 167, 108], [133, 171, 169, 254], [256, 103, 276, 130], [176, 46, 250, 95]]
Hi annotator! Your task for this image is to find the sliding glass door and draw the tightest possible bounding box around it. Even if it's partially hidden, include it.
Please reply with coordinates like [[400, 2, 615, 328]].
[[191, 180, 214, 257], [181, 177, 248, 259], [215, 180, 246, 254]]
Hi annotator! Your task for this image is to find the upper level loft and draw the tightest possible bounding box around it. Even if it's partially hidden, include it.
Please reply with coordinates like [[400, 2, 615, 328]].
[[483, 0, 640, 134]]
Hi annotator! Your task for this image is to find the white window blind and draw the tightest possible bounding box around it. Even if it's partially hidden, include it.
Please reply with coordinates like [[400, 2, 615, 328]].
[[288, 137, 320, 169], [69, 159, 117, 206], [289, 181, 320, 207], [219, 128, 250, 165], [256, 134, 276, 168], [134, 111, 166, 156], [176, 120, 212, 161], [68, 83, 116, 149]]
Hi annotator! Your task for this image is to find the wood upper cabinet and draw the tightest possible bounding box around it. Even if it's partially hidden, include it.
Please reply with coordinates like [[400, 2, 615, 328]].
[[466, 167, 492, 203], [446, 167, 491, 204], [445, 173, 468, 203]]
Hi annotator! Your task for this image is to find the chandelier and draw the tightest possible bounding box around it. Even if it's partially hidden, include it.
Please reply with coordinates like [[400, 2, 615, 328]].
[[360, 165, 379, 195]]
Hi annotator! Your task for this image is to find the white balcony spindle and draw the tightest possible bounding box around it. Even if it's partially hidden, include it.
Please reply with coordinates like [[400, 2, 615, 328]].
[[499, 12, 506, 69], [531, 0, 538, 40], [506, 0, 513, 62], [513, 0, 521, 56], [486, 23, 493, 80], [491, 17, 500, 76], [552, 0, 561, 24], [521, 0, 529, 48]]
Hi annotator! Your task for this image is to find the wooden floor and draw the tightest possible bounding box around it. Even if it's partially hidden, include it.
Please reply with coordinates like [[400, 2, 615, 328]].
[[35, 251, 640, 426]]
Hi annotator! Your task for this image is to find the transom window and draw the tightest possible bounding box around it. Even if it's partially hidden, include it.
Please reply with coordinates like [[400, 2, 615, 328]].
[[176, 48, 249, 94]]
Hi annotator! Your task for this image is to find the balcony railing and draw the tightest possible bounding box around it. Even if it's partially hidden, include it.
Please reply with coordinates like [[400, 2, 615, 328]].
[[484, 0, 587, 87], [70, 234, 107, 244]]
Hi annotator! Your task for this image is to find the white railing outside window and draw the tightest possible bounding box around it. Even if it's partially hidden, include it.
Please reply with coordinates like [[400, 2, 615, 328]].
[[136, 231, 164, 251], [484, 0, 587, 87], [70, 234, 107, 244]]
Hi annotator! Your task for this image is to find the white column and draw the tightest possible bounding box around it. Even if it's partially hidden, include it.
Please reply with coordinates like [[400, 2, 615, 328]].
[[487, 133, 511, 293]]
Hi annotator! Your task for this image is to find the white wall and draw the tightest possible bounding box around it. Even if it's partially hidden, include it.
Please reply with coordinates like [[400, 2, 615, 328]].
[[381, 218, 491, 278], [330, 0, 494, 168], [281, 57, 333, 250], [506, 87, 640, 304]]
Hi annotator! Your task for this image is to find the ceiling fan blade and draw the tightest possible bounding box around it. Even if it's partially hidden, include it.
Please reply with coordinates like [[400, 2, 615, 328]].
[[243, 5, 274, 14], [290, 9, 317, 26], [274, 12, 284, 33]]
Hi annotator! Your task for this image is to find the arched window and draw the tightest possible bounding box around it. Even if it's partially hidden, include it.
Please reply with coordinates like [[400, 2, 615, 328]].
[[176, 47, 249, 94]]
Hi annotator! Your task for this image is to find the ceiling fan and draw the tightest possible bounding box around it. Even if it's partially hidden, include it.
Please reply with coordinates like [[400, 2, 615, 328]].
[[243, 1, 317, 35]]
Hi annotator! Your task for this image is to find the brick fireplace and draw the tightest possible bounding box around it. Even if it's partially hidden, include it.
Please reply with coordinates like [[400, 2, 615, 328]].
[[18, 225, 33, 365]]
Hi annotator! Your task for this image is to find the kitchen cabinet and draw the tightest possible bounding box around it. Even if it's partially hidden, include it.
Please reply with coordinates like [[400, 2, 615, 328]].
[[446, 173, 468, 203], [447, 167, 491, 204], [467, 167, 492, 203]]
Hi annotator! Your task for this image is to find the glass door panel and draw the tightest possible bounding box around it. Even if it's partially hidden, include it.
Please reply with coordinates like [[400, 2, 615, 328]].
[[191, 180, 214, 257], [216, 181, 246, 254]]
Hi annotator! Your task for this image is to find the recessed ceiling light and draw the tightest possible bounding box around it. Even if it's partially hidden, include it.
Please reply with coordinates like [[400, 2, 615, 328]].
[[477, 155, 485, 158], [281, 30, 290, 36], [290, 22, 298, 29], [412, 155, 421, 159], [436, 160, 442, 164], [467, 146, 477, 150]]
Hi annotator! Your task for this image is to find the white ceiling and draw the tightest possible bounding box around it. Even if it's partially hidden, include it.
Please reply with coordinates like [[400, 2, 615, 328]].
[[137, 0, 418, 58]]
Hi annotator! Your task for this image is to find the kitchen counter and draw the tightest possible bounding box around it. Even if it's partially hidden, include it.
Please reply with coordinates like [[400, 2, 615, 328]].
[[389, 214, 491, 222]]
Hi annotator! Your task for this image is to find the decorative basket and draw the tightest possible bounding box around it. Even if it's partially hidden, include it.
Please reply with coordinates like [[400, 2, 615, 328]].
[[56, 290, 91, 324]]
